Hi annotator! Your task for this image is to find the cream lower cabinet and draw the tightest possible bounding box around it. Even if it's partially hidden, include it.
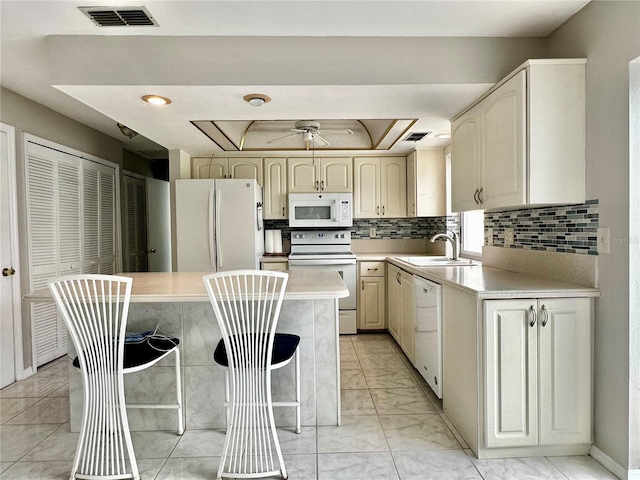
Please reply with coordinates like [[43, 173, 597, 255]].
[[387, 264, 402, 341], [484, 298, 592, 449], [261, 260, 288, 272], [400, 271, 415, 364], [357, 261, 386, 330], [386, 264, 415, 363]]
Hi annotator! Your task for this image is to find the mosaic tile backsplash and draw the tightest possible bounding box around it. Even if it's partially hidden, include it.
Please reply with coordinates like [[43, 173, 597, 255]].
[[484, 200, 599, 255], [264, 216, 460, 242]]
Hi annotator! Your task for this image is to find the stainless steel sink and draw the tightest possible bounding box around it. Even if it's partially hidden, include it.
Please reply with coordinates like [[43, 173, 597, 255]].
[[396, 256, 477, 267]]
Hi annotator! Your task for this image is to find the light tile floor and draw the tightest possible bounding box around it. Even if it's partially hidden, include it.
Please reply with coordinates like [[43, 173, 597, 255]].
[[0, 333, 619, 479]]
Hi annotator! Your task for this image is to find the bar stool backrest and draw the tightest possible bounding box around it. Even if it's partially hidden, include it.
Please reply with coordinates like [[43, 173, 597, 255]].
[[203, 270, 289, 478], [49, 274, 138, 480]]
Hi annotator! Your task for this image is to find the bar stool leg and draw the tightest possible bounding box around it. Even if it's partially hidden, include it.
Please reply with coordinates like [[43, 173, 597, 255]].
[[175, 348, 184, 435], [224, 369, 230, 431], [295, 348, 301, 434]]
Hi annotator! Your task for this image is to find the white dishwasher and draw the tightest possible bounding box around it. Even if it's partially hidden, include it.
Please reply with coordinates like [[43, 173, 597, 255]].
[[413, 275, 443, 398]]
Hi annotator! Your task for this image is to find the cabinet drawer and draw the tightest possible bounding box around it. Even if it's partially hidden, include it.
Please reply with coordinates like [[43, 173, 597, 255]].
[[261, 261, 288, 272], [359, 261, 385, 277]]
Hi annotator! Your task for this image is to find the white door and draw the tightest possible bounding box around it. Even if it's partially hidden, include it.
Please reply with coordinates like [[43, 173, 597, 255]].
[[146, 178, 171, 272], [1, 123, 21, 388]]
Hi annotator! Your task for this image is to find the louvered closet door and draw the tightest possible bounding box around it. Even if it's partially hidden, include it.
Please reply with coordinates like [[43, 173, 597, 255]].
[[27, 141, 119, 367], [98, 167, 116, 274], [27, 144, 60, 365], [123, 174, 148, 272], [26, 143, 82, 364], [83, 164, 117, 274]]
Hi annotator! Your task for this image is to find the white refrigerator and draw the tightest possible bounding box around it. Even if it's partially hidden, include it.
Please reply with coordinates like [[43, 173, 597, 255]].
[[175, 179, 264, 272]]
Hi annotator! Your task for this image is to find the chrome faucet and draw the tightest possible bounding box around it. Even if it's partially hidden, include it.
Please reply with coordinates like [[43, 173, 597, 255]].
[[430, 230, 460, 260]]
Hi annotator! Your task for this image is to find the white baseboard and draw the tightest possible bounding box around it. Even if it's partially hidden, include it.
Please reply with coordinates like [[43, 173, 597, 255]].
[[590, 445, 640, 480], [16, 366, 34, 381]]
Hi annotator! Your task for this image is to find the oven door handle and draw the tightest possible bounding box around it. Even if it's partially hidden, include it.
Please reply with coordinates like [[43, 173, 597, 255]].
[[288, 259, 356, 266]]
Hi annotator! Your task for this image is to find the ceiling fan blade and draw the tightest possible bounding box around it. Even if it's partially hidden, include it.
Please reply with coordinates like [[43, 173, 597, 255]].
[[266, 132, 299, 144], [313, 134, 330, 147], [318, 129, 354, 136]]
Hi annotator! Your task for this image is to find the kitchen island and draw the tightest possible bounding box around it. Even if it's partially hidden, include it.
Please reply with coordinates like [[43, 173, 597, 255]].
[[25, 270, 348, 432]]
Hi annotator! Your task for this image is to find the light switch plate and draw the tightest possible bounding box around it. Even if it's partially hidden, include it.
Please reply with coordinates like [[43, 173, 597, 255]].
[[504, 228, 515, 245], [487, 228, 494, 246], [597, 227, 610, 253], [370, 227, 377, 238]]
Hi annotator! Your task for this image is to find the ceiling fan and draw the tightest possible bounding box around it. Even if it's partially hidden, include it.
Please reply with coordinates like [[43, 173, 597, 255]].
[[265, 121, 353, 149]]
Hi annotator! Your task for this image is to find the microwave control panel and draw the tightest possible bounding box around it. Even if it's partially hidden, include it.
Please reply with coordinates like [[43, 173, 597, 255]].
[[340, 201, 351, 222]]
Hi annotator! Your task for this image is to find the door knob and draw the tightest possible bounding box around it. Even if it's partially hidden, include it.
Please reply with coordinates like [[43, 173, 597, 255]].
[[2, 267, 16, 276]]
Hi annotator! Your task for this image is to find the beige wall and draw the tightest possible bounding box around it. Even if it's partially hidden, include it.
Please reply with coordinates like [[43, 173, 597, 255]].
[[0, 86, 123, 371], [545, 1, 640, 470]]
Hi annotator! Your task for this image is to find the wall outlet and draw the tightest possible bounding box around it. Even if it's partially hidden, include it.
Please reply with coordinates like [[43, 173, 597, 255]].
[[597, 227, 610, 253], [487, 228, 494, 246], [504, 228, 515, 245], [369, 227, 377, 238]]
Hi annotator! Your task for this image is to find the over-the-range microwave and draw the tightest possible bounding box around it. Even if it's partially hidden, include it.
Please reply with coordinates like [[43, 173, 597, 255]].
[[288, 193, 353, 228]]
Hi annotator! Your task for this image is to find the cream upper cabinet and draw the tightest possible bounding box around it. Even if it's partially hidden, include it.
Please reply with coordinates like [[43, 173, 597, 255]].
[[406, 149, 446, 217], [287, 157, 352, 193], [228, 158, 263, 185], [192, 156, 227, 179], [481, 71, 526, 209], [451, 105, 481, 212], [450, 59, 586, 212], [263, 157, 287, 219], [192, 156, 263, 185], [353, 157, 406, 218], [484, 298, 592, 449]]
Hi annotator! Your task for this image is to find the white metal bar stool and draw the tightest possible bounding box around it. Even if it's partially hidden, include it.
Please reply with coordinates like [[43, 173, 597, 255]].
[[49, 274, 183, 480], [203, 270, 300, 480]]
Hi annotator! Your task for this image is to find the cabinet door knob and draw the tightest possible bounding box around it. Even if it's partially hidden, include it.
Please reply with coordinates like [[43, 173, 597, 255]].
[[382, 206, 385, 215], [315, 180, 319, 190], [478, 187, 484, 204], [474, 189, 480, 205], [282, 206, 286, 217], [321, 180, 325, 191], [541, 305, 549, 327]]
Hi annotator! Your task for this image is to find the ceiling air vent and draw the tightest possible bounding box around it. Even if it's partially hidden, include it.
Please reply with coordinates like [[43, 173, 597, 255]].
[[403, 132, 431, 142], [79, 6, 158, 27]]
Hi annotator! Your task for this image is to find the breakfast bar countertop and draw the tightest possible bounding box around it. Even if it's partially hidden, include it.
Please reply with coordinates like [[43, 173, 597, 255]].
[[23, 270, 349, 303]]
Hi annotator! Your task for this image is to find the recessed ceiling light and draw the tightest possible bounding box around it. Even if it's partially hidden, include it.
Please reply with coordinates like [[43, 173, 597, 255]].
[[434, 133, 451, 139], [243, 93, 271, 107], [142, 95, 172, 105]]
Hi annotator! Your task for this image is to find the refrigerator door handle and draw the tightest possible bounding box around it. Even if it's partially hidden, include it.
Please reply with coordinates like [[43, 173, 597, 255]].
[[215, 189, 222, 270], [208, 188, 216, 270]]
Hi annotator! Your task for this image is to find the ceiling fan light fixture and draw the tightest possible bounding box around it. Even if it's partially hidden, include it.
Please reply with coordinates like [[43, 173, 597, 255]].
[[117, 122, 138, 139], [244, 93, 271, 107], [142, 94, 172, 105], [434, 133, 451, 139]]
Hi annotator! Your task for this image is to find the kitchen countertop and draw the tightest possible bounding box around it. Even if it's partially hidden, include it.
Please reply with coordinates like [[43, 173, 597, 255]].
[[24, 270, 349, 303], [358, 253, 598, 299]]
